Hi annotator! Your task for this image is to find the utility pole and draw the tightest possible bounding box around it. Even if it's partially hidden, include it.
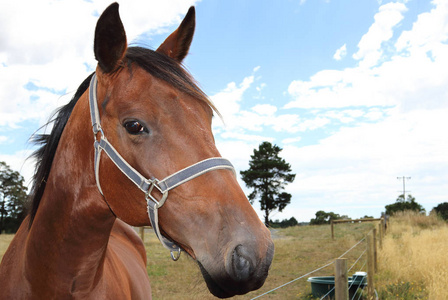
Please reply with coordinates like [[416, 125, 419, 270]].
[[397, 176, 411, 200]]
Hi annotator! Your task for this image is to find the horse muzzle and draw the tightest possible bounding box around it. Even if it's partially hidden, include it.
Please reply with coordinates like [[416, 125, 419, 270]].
[[198, 240, 274, 298]]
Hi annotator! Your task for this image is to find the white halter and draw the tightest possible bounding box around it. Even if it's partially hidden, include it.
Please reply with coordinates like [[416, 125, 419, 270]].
[[88, 73, 235, 260]]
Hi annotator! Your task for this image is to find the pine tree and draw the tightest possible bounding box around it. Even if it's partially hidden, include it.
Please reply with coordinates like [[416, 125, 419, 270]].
[[240, 142, 295, 226]]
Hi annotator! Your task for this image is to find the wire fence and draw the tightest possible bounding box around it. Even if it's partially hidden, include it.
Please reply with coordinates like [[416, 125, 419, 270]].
[[250, 223, 384, 300], [250, 260, 335, 300]]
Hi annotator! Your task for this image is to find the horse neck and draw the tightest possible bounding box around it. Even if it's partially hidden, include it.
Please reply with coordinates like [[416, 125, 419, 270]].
[[25, 93, 116, 293]]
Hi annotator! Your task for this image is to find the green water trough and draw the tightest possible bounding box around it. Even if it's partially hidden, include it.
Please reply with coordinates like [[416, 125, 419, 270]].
[[307, 272, 367, 299]]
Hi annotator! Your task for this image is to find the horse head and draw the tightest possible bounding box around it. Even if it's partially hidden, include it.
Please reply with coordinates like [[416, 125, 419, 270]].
[[91, 3, 274, 297]]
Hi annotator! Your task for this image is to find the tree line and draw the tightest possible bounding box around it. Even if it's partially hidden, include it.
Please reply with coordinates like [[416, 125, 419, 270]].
[[239, 141, 448, 227], [301, 194, 448, 226]]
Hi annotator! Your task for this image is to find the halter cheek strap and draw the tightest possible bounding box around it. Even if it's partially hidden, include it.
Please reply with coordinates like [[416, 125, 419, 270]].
[[88, 73, 236, 261]]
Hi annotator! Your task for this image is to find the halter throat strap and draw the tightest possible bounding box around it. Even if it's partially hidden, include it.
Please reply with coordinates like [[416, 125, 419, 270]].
[[88, 73, 235, 260]]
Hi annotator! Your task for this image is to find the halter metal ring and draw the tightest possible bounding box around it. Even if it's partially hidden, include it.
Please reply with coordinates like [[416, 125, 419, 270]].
[[145, 180, 169, 210], [170, 248, 181, 261]]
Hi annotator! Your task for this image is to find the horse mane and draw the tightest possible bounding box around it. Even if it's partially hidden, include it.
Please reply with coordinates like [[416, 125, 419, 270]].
[[28, 46, 215, 227]]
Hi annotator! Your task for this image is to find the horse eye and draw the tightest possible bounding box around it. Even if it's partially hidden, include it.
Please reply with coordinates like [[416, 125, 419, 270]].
[[123, 121, 147, 135]]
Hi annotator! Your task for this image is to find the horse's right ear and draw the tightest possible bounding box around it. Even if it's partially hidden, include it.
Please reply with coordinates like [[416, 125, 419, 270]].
[[94, 3, 127, 73], [156, 6, 195, 63]]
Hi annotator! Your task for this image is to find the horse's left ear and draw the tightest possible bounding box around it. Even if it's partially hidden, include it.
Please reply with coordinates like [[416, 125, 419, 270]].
[[94, 3, 127, 73], [157, 6, 195, 63]]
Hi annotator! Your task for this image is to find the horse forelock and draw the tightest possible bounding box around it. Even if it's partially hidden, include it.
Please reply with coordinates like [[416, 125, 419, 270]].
[[125, 47, 219, 117]]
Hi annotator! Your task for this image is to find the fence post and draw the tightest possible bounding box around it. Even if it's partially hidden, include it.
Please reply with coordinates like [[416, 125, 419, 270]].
[[378, 222, 383, 249], [367, 233, 375, 300], [331, 220, 334, 240], [139, 227, 145, 243], [334, 258, 348, 300], [373, 228, 378, 273]]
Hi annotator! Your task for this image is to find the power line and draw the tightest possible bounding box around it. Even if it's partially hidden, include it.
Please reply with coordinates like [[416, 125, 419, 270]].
[[397, 176, 411, 200]]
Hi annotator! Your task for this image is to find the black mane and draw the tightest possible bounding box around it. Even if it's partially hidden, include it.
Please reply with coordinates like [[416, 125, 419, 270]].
[[28, 47, 211, 227]]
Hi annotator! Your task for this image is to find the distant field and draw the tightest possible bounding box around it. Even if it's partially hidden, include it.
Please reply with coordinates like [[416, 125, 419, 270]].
[[0, 234, 14, 263], [143, 222, 376, 299]]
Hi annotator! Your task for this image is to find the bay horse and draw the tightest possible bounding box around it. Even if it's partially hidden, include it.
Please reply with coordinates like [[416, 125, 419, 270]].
[[0, 3, 274, 299]]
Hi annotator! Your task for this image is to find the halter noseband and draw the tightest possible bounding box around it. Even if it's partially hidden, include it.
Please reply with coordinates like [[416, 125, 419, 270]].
[[88, 73, 235, 261]]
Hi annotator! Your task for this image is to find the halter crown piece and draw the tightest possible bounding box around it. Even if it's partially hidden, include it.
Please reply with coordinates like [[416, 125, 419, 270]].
[[88, 73, 236, 261]]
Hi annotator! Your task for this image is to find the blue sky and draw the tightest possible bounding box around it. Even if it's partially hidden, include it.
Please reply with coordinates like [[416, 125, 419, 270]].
[[1, 0, 447, 222]]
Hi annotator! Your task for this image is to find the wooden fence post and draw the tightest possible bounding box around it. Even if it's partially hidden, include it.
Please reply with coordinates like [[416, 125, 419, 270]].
[[334, 258, 348, 300], [378, 222, 383, 249], [331, 220, 335, 240], [373, 228, 377, 273], [367, 233, 375, 300], [139, 227, 145, 243]]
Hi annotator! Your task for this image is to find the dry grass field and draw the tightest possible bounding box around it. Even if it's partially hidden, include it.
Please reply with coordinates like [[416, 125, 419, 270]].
[[2, 213, 445, 299], [143, 222, 374, 300], [375, 211, 448, 300], [0, 234, 14, 263]]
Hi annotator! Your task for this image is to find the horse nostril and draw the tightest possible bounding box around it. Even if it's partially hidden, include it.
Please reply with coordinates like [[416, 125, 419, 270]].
[[231, 245, 254, 281]]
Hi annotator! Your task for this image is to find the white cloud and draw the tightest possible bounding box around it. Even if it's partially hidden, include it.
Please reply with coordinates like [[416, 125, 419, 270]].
[[333, 44, 347, 61], [276, 107, 448, 221], [251, 104, 277, 116], [211, 75, 255, 126], [395, 0, 448, 53], [0, 1, 200, 65], [296, 116, 330, 131], [0, 63, 78, 128], [270, 114, 302, 132], [212, 70, 304, 135], [353, 2, 407, 68], [324, 109, 366, 124], [287, 2, 448, 111], [365, 108, 386, 121], [214, 140, 259, 175], [282, 137, 302, 144], [0, 0, 200, 129], [220, 132, 273, 143], [256, 83, 266, 92]]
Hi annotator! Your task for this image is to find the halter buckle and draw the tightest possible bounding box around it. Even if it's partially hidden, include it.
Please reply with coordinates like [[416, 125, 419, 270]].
[[92, 123, 105, 142], [145, 179, 168, 210]]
